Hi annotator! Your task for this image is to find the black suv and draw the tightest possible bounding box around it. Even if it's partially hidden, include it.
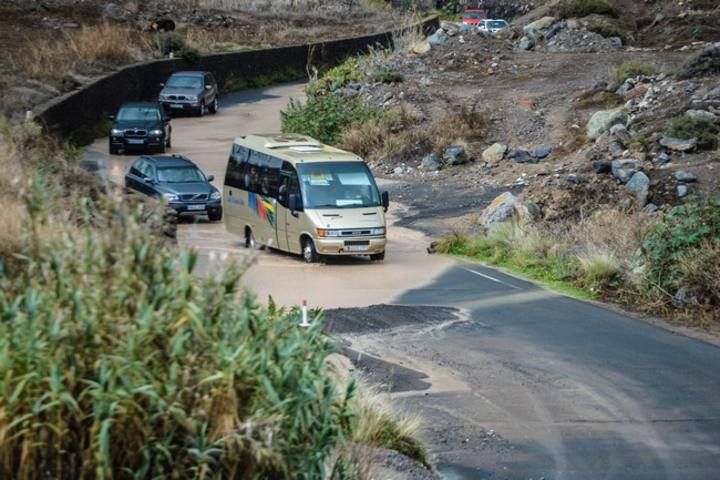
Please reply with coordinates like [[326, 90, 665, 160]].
[[108, 102, 171, 155], [124, 155, 222, 222], [159, 71, 219, 117]]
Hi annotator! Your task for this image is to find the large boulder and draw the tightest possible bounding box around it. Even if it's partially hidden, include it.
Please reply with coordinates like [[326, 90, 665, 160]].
[[482, 143, 507, 162], [625, 171, 650, 206], [587, 108, 627, 140], [410, 40, 431, 56], [428, 28, 449, 46], [685, 109, 717, 123], [679, 43, 720, 79], [480, 192, 539, 228], [420, 154, 440, 171], [442, 145, 470, 166], [524, 16, 556, 38], [660, 136, 698, 152], [611, 159, 639, 183], [518, 36, 535, 50]]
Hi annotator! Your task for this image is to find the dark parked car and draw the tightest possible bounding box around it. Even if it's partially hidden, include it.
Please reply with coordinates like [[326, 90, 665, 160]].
[[108, 102, 171, 155], [159, 71, 219, 117], [125, 155, 222, 222]]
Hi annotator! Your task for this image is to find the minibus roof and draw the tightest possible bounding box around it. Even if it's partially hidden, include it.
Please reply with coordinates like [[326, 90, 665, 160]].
[[233, 134, 364, 165]]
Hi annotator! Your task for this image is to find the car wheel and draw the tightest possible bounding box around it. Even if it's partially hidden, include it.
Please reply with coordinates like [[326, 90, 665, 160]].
[[109, 141, 118, 155], [198, 102, 206, 117], [370, 252, 385, 262], [208, 208, 222, 222], [166, 132, 172, 149], [210, 97, 218, 114], [302, 238, 320, 263], [245, 229, 256, 249]]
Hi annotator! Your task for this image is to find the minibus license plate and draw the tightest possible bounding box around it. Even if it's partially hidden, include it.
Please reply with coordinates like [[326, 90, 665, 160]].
[[346, 245, 369, 252], [187, 204, 205, 211]]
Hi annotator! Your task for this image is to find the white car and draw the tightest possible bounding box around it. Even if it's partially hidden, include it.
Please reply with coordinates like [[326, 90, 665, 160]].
[[478, 19, 509, 34]]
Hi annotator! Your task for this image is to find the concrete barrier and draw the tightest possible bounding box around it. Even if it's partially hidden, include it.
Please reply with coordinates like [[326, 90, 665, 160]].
[[37, 17, 438, 138]]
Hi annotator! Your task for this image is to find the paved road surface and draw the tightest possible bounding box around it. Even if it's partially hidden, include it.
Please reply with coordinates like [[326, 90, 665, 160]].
[[84, 82, 720, 479]]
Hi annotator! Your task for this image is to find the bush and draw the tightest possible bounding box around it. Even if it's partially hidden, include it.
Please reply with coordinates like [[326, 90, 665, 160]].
[[178, 45, 200, 63], [0, 199, 356, 479], [281, 95, 379, 145], [306, 57, 362, 98], [642, 198, 720, 294], [156, 31, 186, 55], [587, 21, 627, 44], [615, 60, 655, 83], [558, 0, 616, 18], [666, 114, 719, 150]]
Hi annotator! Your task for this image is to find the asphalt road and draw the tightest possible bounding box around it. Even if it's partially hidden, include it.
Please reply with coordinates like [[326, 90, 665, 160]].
[[348, 264, 720, 479], [84, 83, 720, 480]]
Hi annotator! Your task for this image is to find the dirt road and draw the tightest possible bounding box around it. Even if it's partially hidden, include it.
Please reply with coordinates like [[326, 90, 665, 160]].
[[84, 82, 456, 308]]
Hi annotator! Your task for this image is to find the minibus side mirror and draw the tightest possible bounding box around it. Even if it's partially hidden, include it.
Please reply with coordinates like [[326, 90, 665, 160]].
[[381, 191, 389, 212], [289, 193, 303, 213]]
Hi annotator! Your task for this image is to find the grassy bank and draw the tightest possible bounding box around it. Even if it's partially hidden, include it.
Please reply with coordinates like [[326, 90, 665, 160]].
[[436, 203, 720, 327]]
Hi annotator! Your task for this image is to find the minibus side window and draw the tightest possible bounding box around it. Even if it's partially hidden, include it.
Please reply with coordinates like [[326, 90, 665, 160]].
[[225, 144, 250, 190], [248, 150, 282, 197]]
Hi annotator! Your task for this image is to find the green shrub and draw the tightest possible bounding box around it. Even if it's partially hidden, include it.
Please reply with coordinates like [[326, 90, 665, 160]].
[[0, 199, 355, 479], [178, 45, 200, 63], [306, 57, 362, 98], [559, 0, 616, 18], [615, 60, 655, 83], [642, 198, 720, 293], [666, 114, 719, 150], [222, 68, 305, 93], [156, 31, 185, 55], [587, 21, 627, 44], [281, 95, 379, 145]]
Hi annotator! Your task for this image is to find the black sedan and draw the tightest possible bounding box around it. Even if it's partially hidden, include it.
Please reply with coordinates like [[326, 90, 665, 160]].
[[108, 102, 172, 155], [124, 155, 222, 222]]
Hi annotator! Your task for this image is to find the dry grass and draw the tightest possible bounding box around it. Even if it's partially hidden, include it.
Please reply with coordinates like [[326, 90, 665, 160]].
[[338, 104, 423, 161], [349, 383, 429, 468], [430, 103, 488, 151], [13, 22, 143, 81], [576, 246, 622, 288]]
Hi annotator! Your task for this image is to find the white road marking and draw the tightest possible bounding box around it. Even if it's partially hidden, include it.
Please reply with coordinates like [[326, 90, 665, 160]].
[[462, 267, 522, 290]]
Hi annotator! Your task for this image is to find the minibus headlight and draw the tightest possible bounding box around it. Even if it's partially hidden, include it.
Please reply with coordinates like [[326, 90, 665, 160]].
[[316, 228, 341, 238], [370, 227, 385, 236]]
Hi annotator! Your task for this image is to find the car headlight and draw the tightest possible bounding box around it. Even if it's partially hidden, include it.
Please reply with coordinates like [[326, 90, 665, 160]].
[[150, 129, 163, 136], [162, 193, 179, 203], [111, 128, 123, 136], [370, 227, 385, 236], [188, 95, 198, 102], [210, 191, 221, 200]]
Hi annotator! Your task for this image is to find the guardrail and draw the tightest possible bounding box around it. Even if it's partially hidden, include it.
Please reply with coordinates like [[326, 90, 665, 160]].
[[36, 17, 439, 138]]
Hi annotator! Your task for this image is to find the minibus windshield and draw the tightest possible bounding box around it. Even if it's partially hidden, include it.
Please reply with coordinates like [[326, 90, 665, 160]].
[[297, 162, 381, 209]]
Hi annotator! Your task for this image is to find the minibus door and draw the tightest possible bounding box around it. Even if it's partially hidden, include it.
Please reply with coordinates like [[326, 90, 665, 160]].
[[277, 164, 302, 254]]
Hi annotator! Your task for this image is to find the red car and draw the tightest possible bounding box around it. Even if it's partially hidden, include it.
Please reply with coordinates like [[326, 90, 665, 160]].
[[461, 8, 488, 26]]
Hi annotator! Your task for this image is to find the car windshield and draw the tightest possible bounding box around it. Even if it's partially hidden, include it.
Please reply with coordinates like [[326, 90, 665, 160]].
[[117, 106, 160, 121], [166, 75, 203, 89], [157, 166, 205, 183], [489, 21, 507, 28], [297, 162, 381, 209]]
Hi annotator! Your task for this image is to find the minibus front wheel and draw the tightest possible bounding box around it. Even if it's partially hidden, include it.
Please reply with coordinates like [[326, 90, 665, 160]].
[[302, 237, 320, 263], [370, 251, 385, 262]]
